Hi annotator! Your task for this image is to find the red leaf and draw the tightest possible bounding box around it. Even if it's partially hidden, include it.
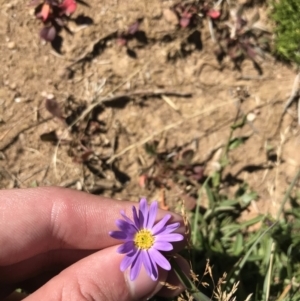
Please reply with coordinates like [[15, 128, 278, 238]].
[[138, 174, 148, 188], [192, 165, 204, 181], [40, 26, 56, 41], [36, 3, 50, 21], [207, 9, 220, 19], [81, 150, 94, 162], [45, 97, 63, 119], [128, 21, 140, 35], [180, 17, 190, 28], [29, 0, 41, 6], [246, 46, 257, 61], [59, 0, 77, 16], [116, 37, 127, 46]]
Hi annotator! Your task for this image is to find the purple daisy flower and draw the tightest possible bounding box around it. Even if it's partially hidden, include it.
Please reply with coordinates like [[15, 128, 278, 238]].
[[109, 198, 184, 281]]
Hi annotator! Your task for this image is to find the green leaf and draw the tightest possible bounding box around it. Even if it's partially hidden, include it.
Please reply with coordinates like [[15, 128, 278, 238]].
[[240, 191, 257, 207], [172, 259, 211, 301], [232, 233, 244, 256], [144, 141, 158, 156], [228, 136, 249, 150], [272, 0, 300, 64], [231, 115, 247, 130]]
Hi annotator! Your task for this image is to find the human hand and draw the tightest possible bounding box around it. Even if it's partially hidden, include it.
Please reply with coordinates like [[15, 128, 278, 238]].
[[0, 187, 189, 301]]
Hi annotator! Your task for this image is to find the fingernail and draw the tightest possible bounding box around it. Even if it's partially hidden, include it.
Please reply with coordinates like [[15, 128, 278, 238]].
[[125, 267, 167, 301]]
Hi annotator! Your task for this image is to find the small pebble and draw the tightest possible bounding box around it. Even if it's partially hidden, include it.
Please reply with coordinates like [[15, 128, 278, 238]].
[[41, 91, 48, 98], [7, 41, 16, 49], [28, 8, 35, 16], [10, 83, 17, 90], [247, 112, 256, 122], [0, 152, 6, 160], [76, 181, 82, 190], [5, 3, 14, 9], [163, 8, 179, 25]]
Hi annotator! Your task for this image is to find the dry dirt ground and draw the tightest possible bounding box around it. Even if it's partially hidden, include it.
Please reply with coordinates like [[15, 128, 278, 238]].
[[0, 0, 300, 218]]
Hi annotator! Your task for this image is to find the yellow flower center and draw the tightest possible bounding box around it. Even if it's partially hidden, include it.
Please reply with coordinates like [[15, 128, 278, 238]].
[[134, 229, 155, 250]]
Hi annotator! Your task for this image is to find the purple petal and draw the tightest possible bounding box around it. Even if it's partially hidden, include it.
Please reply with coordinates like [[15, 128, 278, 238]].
[[153, 241, 173, 251], [142, 251, 158, 281], [116, 219, 137, 236], [120, 249, 138, 272], [151, 214, 171, 235], [130, 250, 142, 280], [149, 256, 158, 280], [109, 231, 127, 240], [120, 210, 137, 228], [155, 222, 180, 235], [132, 206, 140, 229], [149, 248, 171, 270], [117, 241, 135, 254], [139, 198, 148, 228], [155, 233, 184, 242], [141, 250, 152, 278], [146, 201, 158, 229]]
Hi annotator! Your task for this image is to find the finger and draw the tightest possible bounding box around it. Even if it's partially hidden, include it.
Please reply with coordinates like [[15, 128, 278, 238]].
[[2, 255, 189, 300], [23, 246, 169, 301], [0, 187, 187, 266], [0, 249, 95, 283]]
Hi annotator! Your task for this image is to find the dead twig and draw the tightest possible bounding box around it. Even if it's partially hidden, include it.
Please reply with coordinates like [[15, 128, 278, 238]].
[[66, 31, 118, 68], [274, 73, 300, 136], [161, 95, 182, 114], [283, 72, 300, 113], [102, 89, 191, 104], [59, 178, 81, 187], [0, 166, 24, 188]]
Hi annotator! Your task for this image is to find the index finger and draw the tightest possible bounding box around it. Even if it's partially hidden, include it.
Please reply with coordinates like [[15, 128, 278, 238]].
[[0, 187, 186, 266]]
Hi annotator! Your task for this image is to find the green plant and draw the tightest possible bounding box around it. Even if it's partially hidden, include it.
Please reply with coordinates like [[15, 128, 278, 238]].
[[149, 118, 300, 301], [272, 0, 300, 64]]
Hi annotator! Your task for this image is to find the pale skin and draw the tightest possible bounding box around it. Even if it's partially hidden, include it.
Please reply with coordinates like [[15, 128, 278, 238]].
[[0, 187, 189, 301]]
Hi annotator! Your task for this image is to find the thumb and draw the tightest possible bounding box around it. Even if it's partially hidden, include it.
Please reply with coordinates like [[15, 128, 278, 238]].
[[23, 246, 167, 301]]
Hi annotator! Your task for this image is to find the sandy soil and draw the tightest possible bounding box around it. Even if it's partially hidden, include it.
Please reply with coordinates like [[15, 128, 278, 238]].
[[0, 0, 299, 219]]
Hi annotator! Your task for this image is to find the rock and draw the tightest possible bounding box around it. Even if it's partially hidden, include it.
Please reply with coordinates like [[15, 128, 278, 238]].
[[7, 41, 16, 49], [247, 112, 256, 122], [163, 8, 178, 25]]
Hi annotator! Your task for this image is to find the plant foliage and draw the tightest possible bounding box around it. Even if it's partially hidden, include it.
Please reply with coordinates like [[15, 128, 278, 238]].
[[272, 0, 300, 64]]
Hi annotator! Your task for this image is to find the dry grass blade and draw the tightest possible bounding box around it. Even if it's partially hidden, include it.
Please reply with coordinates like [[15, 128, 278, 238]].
[[277, 283, 292, 301], [161, 95, 181, 113], [208, 17, 216, 42], [172, 259, 211, 301], [283, 72, 300, 113]]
